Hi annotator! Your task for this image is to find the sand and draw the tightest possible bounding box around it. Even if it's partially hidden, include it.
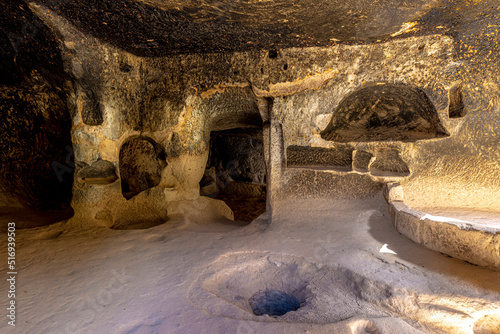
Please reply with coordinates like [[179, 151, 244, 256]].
[[1, 194, 499, 333]]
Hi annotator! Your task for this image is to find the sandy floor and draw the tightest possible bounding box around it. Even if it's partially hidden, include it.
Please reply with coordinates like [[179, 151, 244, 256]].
[[1, 195, 500, 333]]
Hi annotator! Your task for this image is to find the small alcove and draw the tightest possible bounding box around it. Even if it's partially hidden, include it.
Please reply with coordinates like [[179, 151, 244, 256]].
[[119, 136, 166, 200]]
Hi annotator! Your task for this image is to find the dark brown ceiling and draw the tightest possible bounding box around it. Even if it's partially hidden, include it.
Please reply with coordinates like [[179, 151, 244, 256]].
[[23, 0, 476, 56], [1, 0, 498, 58]]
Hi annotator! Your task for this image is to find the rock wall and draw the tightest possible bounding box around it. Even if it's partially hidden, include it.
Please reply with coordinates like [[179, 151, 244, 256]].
[[0, 0, 73, 210], [25, 1, 500, 226]]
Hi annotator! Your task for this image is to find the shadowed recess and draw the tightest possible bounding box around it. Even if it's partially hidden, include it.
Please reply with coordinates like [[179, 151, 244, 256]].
[[77, 160, 118, 184], [249, 290, 301, 317], [0, 0, 73, 210], [202, 128, 266, 222], [208, 87, 263, 132], [352, 150, 373, 172], [448, 82, 466, 118], [320, 82, 449, 143], [80, 88, 103, 126], [119, 136, 165, 199], [286, 145, 353, 170]]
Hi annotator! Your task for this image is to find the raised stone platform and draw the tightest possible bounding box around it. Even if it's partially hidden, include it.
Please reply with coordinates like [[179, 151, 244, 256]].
[[385, 183, 500, 270]]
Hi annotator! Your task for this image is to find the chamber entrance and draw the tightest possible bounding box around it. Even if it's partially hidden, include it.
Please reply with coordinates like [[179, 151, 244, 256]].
[[200, 127, 267, 222]]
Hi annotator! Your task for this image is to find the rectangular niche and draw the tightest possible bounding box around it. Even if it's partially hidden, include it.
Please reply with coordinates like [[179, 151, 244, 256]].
[[286, 145, 354, 172]]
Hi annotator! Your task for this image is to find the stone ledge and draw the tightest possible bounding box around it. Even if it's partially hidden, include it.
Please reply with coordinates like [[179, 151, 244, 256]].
[[386, 185, 500, 270]]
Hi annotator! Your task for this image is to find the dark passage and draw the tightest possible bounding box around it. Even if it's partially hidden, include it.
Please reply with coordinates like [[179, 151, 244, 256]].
[[201, 128, 266, 222]]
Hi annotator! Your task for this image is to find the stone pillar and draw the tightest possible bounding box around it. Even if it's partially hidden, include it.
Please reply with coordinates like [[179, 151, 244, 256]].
[[262, 96, 284, 217]]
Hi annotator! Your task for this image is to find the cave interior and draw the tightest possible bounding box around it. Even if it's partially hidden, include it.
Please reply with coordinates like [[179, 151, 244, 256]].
[[1, 0, 500, 333]]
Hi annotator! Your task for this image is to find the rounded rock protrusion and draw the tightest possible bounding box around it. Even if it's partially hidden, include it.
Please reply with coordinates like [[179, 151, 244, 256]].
[[473, 314, 500, 334]]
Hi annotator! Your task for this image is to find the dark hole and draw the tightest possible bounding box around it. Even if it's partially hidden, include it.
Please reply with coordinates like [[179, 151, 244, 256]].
[[268, 49, 278, 58], [449, 83, 466, 118], [233, 70, 239, 75], [119, 63, 133, 73], [260, 67, 264, 74], [283, 63, 288, 70], [249, 290, 301, 317]]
